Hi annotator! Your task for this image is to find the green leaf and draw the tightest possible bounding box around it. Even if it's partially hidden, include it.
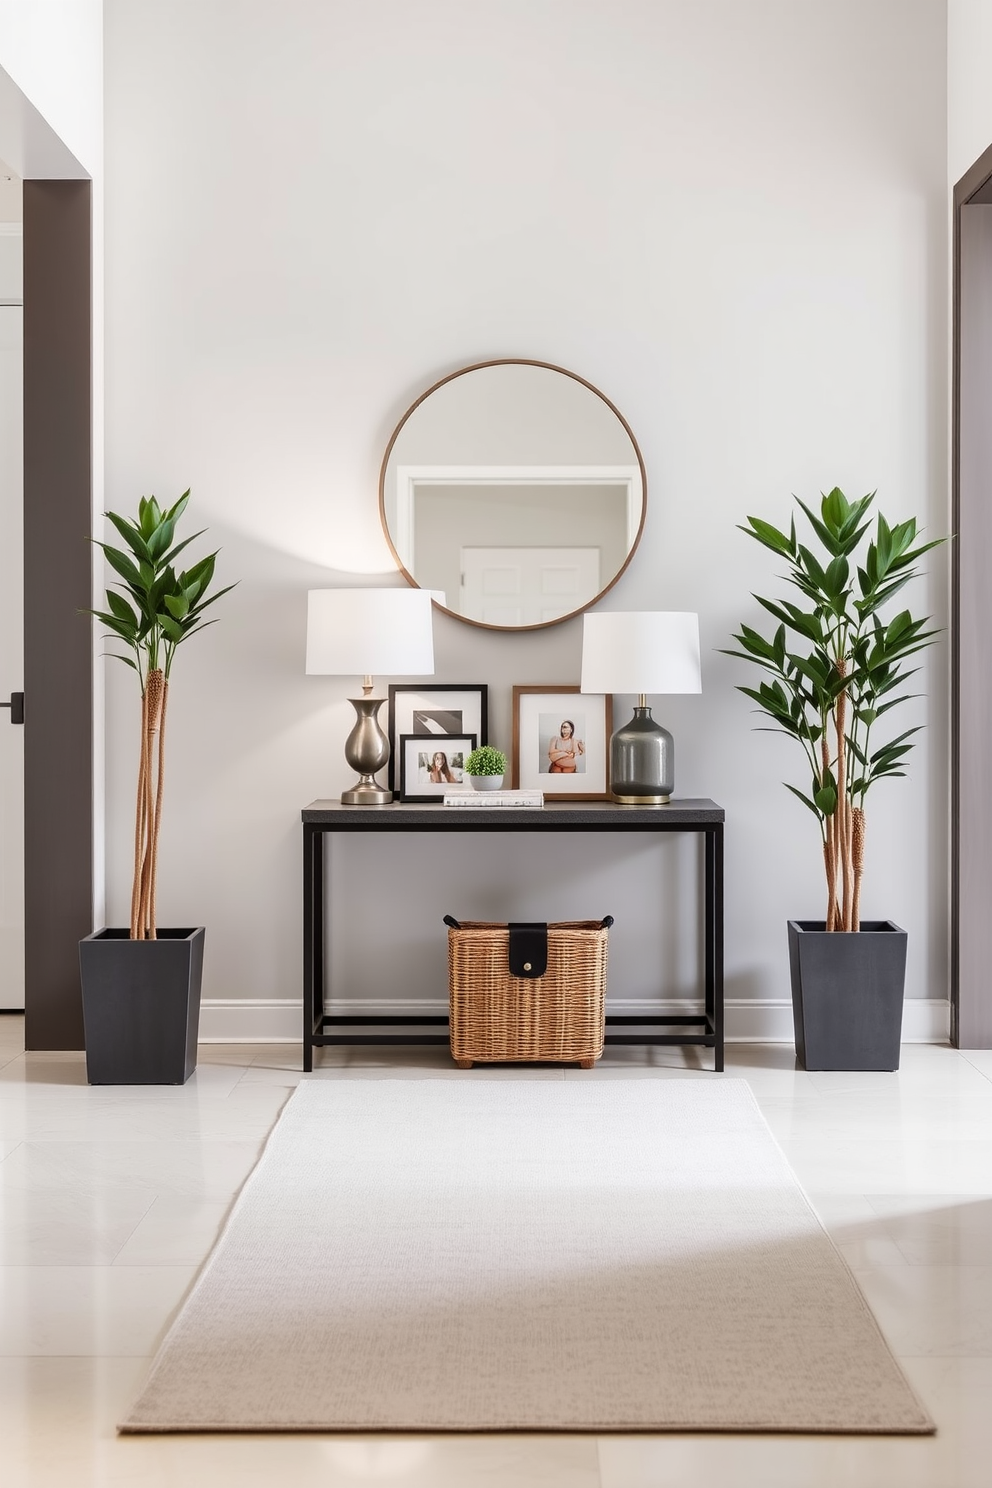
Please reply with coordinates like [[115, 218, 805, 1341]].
[[788, 653, 832, 691], [874, 690, 919, 716], [90, 612, 139, 643], [158, 529, 207, 571], [740, 516, 795, 557], [888, 518, 917, 560], [138, 495, 163, 538], [145, 514, 179, 561], [95, 542, 144, 590], [875, 511, 893, 576], [889, 535, 946, 571], [105, 511, 153, 564], [870, 727, 921, 762], [823, 555, 850, 599], [821, 486, 852, 535], [157, 612, 185, 644], [737, 684, 789, 717], [784, 783, 823, 818], [105, 590, 139, 626], [182, 552, 218, 591], [165, 489, 191, 525], [794, 497, 844, 556], [855, 571, 913, 616], [796, 544, 827, 590], [164, 593, 190, 620], [754, 595, 824, 642], [187, 581, 237, 615], [847, 735, 869, 767], [885, 610, 913, 644], [813, 785, 837, 815]]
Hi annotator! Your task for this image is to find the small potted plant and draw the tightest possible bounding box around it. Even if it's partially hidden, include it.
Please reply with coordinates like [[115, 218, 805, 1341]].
[[79, 491, 236, 1084], [463, 744, 507, 791], [723, 486, 944, 1070]]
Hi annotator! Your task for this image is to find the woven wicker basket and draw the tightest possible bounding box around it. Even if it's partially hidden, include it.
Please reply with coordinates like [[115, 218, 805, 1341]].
[[446, 918, 611, 1069]]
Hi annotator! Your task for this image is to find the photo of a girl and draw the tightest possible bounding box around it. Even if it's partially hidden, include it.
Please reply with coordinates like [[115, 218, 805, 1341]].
[[426, 750, 455, 784]]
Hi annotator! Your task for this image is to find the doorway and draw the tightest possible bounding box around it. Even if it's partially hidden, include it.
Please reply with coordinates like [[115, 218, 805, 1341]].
[[0, 57, 95, 1047], [952, 140, 992, 1048], [0, 176, 23, 1010]]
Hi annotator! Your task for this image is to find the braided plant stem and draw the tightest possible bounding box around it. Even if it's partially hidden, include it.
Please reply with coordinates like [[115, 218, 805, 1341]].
[[821, 729, 839, 931], [134, 669, 166, 940], [147, 677, 169, 941], [851, 806, 866, 933], [834, 662, 853, 931], [130, 684, 150, 940]]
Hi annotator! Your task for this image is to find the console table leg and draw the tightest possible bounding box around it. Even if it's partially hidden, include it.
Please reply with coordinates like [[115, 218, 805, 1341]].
[[704, 824, 726, 1073], [714, 823, 725, 1071], [302, 824, 323, 1073]]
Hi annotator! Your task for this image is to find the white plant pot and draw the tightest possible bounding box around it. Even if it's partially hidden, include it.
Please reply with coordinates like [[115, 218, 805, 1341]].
[[467, 774, 504, 791]]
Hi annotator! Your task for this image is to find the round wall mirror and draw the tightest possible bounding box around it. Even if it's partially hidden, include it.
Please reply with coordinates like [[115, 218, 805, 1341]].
[[379, 360, 647, 631]]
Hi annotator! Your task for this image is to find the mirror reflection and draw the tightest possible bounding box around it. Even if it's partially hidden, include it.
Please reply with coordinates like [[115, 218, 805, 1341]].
[[379, 361, 646, 630]]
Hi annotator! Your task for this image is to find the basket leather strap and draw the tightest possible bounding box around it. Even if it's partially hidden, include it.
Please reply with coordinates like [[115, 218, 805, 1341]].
[[508, 922, 548, 979]]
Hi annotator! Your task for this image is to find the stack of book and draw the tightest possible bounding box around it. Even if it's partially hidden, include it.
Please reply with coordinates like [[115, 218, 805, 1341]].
[[443, 788, 544, 809]]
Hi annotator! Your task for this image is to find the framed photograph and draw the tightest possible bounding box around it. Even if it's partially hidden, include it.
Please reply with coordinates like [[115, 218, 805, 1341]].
[[387, 684, 489, 791], [511, 686, 612, 800], [398, 733, 477, 803]]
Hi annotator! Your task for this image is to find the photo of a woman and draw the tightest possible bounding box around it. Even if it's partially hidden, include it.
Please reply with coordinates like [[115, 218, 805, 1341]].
[[512, 689, 610, 800], [546, 719, 585, 774], [427, 750, 455, 784]]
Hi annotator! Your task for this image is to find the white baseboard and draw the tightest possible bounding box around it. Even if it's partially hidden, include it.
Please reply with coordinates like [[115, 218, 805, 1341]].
[[198, 1000, 302, 1043], [198, 997, 951, 1045]]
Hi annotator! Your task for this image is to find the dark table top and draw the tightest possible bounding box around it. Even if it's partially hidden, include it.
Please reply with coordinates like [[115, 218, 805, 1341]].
[[302, 797, 724, 828]]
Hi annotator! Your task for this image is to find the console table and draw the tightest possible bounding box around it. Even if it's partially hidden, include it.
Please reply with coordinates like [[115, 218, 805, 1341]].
[[302, 798, 725, 1072]]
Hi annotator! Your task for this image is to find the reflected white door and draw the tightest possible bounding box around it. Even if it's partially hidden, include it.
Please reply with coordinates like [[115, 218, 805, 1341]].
[[460, 547, 600, 626], [0, 295, 24, 1008]]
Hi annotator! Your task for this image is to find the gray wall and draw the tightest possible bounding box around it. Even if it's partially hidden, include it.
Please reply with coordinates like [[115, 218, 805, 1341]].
[[102, 0, 949, 1037]]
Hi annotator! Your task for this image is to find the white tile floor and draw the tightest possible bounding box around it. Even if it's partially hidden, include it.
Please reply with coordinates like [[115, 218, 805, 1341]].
[[1, 1016, 991, 1487]]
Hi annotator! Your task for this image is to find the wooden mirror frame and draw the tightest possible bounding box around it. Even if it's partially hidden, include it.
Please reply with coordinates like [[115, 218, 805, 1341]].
[[378, 358, 648, 632]]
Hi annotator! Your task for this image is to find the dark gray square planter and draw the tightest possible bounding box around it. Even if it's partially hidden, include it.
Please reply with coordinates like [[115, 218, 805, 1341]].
[[79, 927, 205, 1085], [787, 919, 907, 1071]]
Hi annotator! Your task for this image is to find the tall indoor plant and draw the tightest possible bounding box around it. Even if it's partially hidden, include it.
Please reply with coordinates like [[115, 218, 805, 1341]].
[[724, 486, 944, 1067], [79, 491, 235, 1082]]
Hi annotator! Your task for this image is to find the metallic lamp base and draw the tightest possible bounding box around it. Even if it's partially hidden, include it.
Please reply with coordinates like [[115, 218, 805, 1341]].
[[341, 781, 393, 806], [341, 696, 393, 806], [610, 705, 675, 803]]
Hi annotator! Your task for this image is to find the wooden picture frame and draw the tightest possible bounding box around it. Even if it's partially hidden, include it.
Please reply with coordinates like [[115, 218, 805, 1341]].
[[511, 686, 612, 800]]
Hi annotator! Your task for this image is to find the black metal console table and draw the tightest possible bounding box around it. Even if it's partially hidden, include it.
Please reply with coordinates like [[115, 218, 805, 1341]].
[[302, 798, 725, 1072]]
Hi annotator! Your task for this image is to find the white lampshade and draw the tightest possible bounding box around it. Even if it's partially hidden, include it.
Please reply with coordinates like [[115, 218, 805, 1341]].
[[580, 612, 702, 695], [306, 589, 435, 677]]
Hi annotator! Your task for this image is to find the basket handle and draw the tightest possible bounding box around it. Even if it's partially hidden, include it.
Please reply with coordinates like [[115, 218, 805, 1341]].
[[446, 913, 611, 930]]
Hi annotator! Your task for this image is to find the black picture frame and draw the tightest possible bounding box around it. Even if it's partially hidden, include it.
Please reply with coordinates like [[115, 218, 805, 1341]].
[[398, 733, 477, 803], [386, 684, 488, 792]]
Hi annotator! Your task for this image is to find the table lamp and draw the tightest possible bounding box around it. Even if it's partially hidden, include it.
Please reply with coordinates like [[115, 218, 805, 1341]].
[[580, 611, 701, 804], [306, 588, 435, 804]]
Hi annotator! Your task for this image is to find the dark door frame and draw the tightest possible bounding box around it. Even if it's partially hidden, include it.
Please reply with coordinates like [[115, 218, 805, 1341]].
[[20, 180, 93, 1049], [951, 141, 992, 1048]]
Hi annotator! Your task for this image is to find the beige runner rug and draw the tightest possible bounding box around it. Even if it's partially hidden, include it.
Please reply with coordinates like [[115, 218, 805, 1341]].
[[121, 1078, 933, 1434]]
